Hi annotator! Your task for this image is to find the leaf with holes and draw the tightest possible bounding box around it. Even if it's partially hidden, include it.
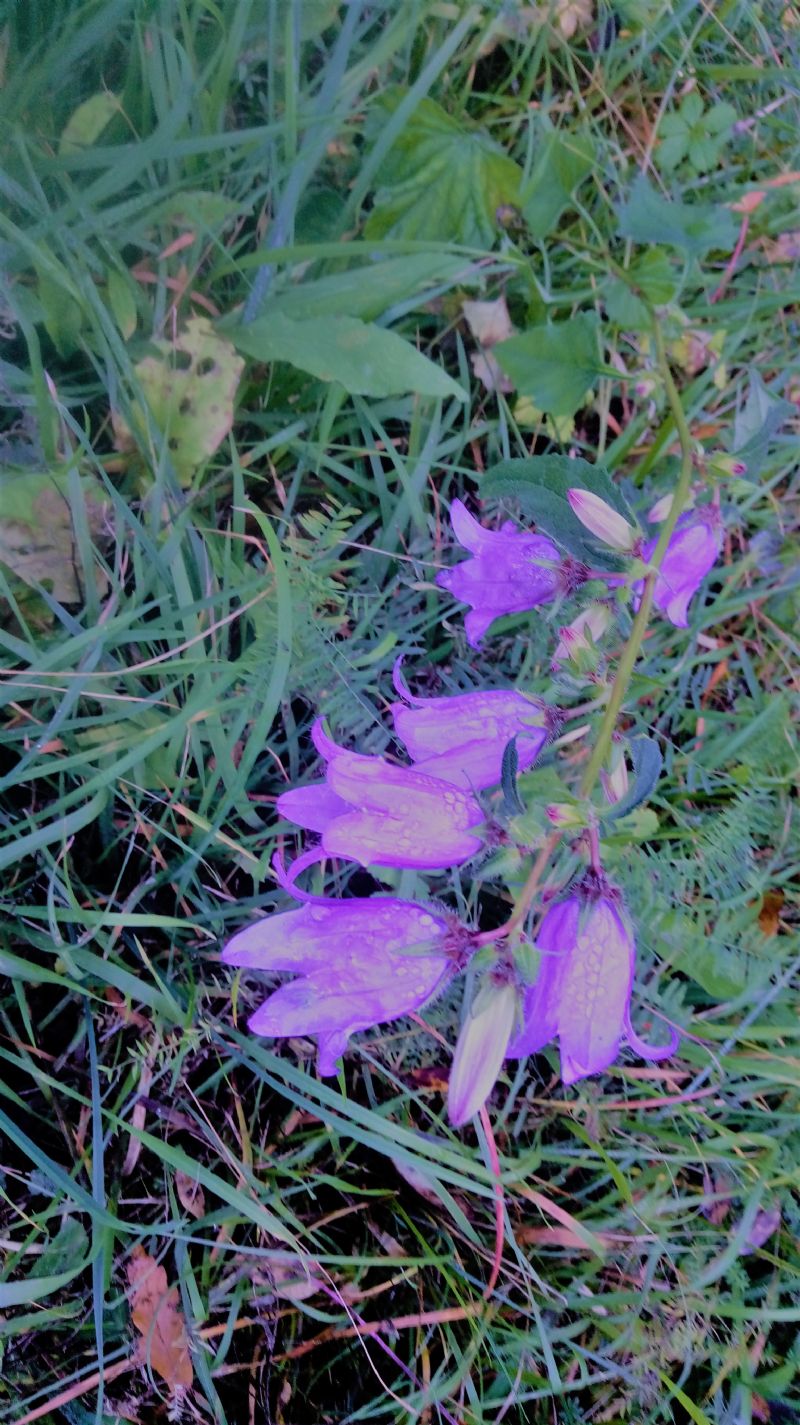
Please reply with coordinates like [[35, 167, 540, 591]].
[[113, 317, 244, 484], [126, 1245, 193, 1391]]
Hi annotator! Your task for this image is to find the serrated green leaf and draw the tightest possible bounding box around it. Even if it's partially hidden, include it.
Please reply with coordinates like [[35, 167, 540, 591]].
[[232, 312, 466, 401], [494, 314, 602, 416], [521, 128, 595, 238], [616, 176, 736, 255], [364, 90, 523, 246], [480, 454, 633, 568]]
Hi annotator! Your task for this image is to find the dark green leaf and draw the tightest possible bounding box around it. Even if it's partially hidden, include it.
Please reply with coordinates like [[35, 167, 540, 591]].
[[364, 90, 523, 247], [603, 736, 663, 823], [501, 737, 526, 816], [616, 176, 736, 256], [481, 454, 633, 568], [494, 315, 604, 416], [732, 370, 793, 473]]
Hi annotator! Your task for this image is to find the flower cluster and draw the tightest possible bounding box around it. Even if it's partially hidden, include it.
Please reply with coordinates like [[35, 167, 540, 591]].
[[222, 488, 720, 1124]]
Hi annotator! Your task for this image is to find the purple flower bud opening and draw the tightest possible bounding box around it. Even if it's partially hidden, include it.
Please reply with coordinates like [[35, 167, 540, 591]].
[[223, 857, 475, 1077], [435, 498, 564, 647], [391, 657, 548, 790], [641, 507, 723, 628]]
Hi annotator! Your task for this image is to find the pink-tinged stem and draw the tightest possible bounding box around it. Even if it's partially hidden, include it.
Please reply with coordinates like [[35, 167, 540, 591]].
[[479, 1104, 506, 1300], [710, 213, 750, 304]]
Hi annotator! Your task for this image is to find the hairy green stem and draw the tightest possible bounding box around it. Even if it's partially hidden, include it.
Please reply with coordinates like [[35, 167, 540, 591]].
[[578, 321, 696, 799]]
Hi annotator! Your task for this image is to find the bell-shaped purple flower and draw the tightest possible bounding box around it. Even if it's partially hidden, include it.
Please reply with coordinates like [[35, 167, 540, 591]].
[[277, 719, 485, 870], [224, 856, 471, 1075], [507, 875, 676, 1085], [638, 507, 722, 628], [390, 658, 549, 790], [435, 499, 567, 648]]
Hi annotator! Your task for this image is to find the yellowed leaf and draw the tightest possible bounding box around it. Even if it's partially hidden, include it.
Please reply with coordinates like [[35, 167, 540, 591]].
[[113, 317, 244, 484], [127, 1245, 193, 1391]]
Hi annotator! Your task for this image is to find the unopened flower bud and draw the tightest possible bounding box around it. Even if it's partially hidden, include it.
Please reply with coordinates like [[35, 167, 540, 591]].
[[546, 803, 587, 828], [635, 376, 657, 399], [567, 490, 637, 552], [600, 742, 629, 805], [448, 980, 517, 1126], [552, 605, 611, 668], [708, 453, 748, 478]]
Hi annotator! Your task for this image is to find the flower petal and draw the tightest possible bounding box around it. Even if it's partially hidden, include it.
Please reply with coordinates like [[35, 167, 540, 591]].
[[506, 899, 578, 1058], [277, 783, 350, 833], [557, 899, 634, 1084], [322, 808, 483, 869]]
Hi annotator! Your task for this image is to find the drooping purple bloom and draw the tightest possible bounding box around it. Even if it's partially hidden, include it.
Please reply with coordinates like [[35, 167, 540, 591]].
[[277, 719, 485, 870], [637, 507, 722, 628], [223, 857, 470, 1075], [390, 658, 549, 790], [507, 875, 676, 1085], [435, 499, 566, 648]]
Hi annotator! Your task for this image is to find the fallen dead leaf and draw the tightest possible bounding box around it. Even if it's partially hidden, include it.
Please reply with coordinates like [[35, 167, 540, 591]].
[[175, 1170, 205, 1220], [126, 1245, 193, 1391], [758, 889, 784, 937]]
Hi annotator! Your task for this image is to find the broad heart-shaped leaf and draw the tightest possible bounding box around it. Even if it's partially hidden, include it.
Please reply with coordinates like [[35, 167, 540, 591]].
[[0, 466, 109, 602], [602, 736, 663, 823], [616, 175, 736, 256], [480, 455, 633, 569], [113, 317, 244, 484], [494, 314, 605, 417], [364, 90, 523, 247], [521, 129, 595, 239], [232, 312, 466, 402]]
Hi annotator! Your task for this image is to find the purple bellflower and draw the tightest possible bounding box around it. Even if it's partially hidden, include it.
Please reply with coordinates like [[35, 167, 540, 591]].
[[435, 499, 575, 648], [640, 507, 723, 628], [390, 658, 550, 790], [277, 719, 485, 870], [507, 873, 677, 1085], [223, 853, 473, 1075]]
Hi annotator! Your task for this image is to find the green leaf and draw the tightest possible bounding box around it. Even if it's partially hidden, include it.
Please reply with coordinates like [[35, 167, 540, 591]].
[[732, 370, 793, 472], [262, 253, 476, 324], [33, 1217, 89, 1279], [520, 128, 595, 238], [603, 737, 663, 823], [106, 268, 138, 339], [59, 91, 119, 154], [364, 90, 523, 246], [231, 312, 466, 401], [605, 249, 678, 329], [494, 314, 603, 417], [480, 454, 633, 568], [616, 176, 736, 256]]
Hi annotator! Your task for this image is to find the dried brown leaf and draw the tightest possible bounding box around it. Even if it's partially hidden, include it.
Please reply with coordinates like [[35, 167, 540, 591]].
[[175, 1170, 205, 1220], [126, 1245, 193, 1391]]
